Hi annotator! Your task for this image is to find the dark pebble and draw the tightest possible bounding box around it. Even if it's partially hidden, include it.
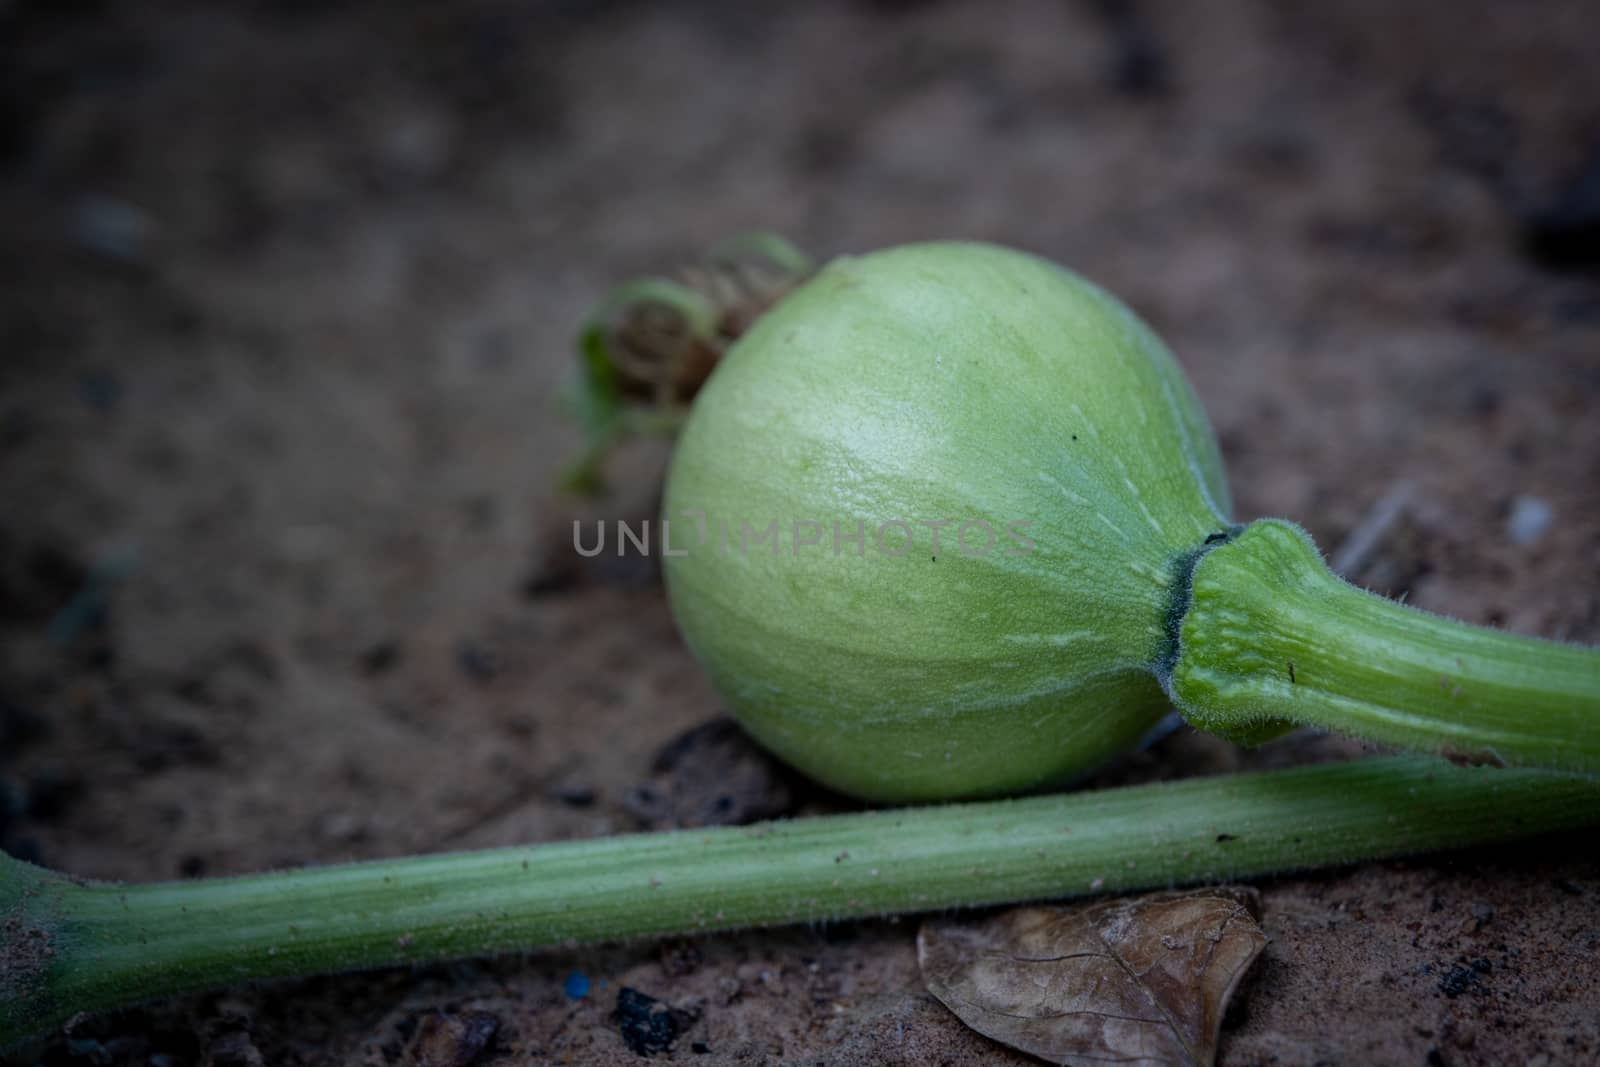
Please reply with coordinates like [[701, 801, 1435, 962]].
[[520, 561, 578, 598], [454, 640, 498, 685], [1521, 143, 1600, 271], [25, 768, 84, 820], [553, 783, 597, 808], [614, 987, 695, 1057], [79, 370, 124, 414], [359, 639, 403, 676], [1437, 963, 1481, 998], [0, 698, 48, 753], [1094, 0, 1171, 97]]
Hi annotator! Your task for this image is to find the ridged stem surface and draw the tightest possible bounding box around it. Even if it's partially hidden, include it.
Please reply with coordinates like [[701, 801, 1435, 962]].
[[6, 756, 1599, 1045], [1173, 520, 1600, 773]]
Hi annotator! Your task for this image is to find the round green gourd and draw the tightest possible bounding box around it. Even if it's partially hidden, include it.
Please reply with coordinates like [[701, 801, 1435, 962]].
[[662, 241, 1233, 802]]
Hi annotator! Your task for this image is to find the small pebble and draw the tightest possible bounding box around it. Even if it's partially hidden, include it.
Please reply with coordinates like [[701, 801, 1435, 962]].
[[454, 639, 499, 684], [564, 970, 591, 999], [1506, 496, 1553, 546], [406, 1010, 499, 1067], [614, 987, 695, 1057], [359, 639, 403, 675], [554, 782, 597, 808], [72, 195, 154, 263], [1521, 143, 1600, 269]]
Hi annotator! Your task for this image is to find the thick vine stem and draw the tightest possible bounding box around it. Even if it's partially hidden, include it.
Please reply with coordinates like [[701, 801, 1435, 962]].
[[1170, 519, 1600, 774], [6, 757, 1600, 1046]]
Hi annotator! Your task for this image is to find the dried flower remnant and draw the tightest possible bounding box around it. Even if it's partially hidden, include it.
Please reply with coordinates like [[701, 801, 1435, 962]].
[[563, 232, 812, 493]]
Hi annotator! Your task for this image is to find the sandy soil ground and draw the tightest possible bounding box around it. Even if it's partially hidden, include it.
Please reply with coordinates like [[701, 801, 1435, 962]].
[[2, 1, 1598, 1064]]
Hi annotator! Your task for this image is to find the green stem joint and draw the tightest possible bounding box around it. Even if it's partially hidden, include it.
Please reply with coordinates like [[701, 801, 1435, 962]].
[[1171, 520, 1600, 774]]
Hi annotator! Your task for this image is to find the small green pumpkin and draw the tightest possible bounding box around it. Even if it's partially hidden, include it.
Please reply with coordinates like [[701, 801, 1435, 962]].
[[663, 242, 1232, 802]]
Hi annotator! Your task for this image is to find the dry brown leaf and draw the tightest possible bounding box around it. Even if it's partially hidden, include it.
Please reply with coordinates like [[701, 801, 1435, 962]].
[[918, 888, 1267, 1067]]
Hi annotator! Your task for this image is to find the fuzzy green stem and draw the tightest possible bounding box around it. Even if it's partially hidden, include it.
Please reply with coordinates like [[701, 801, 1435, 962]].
[[6, 757, 1599, 1046], [1172, 519, 1600, 773]]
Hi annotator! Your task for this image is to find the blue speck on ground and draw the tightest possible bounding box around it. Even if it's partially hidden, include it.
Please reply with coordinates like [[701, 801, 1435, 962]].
[[564, 970, 591, 999]]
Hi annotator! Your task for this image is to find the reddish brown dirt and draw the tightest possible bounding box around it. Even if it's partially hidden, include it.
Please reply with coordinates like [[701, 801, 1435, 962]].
[[2, 2, 1598, 1064]]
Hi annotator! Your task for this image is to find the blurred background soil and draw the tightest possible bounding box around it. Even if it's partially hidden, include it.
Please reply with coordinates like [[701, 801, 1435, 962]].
[[2, 1, 1599, 1064]]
